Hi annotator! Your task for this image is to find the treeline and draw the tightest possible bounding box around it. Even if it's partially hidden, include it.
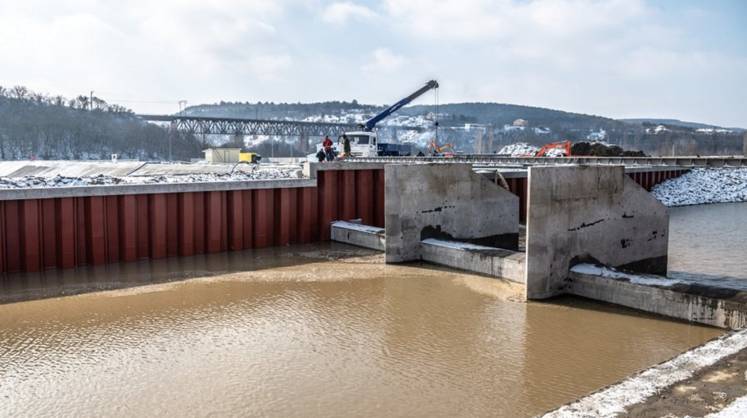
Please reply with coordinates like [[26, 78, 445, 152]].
[[0, 86, 203, 160]]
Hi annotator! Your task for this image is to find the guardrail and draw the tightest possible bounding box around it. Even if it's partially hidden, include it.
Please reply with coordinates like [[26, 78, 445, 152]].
[[347, 155, 747, 167]]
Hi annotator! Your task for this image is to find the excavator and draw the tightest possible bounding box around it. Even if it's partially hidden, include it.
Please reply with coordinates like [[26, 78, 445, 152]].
[[535, 140, 572, 157], [428, 139, 454, 156]]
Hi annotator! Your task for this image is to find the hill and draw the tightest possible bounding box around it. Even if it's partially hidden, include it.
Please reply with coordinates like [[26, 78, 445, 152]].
[[0, 86, 203, 161]]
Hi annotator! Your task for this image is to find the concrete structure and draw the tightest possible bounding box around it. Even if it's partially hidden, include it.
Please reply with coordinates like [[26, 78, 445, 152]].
[[384, 164, 519, 263], [525, 165, 669, 299], [569, 265, 747, 330], [330, 221, 385, 251], [420, 239, 525, 283], [203, 148, 241, 163]]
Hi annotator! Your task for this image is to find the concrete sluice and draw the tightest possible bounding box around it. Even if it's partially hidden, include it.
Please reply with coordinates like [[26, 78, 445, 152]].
[[331, 162, 747, 331]]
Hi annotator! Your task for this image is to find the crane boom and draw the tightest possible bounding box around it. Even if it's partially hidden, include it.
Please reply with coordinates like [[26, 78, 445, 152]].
[[361, 80, 439, 131]]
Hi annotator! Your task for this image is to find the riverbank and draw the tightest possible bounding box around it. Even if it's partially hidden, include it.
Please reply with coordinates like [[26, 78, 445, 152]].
[[543, 330, 747, 418]]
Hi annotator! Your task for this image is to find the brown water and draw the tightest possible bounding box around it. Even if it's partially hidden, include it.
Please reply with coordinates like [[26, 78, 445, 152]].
[[1, 204, 742, 417]]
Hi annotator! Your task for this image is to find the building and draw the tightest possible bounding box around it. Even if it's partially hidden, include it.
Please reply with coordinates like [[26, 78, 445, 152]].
[[203, 148, 241, 163], [512, 119, 528, 127]]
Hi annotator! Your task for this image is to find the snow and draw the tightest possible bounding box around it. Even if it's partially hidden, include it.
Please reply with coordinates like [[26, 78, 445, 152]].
[[543, 147, 567, 158], [0, 164, 304, 189], [696, 128, 733, 134], [543, 329, 747, 418], [421, 238, 498, 251], [652, 168, 747, 207], [704, 395, 747, 417], [497, 142, 539, 156], [571, 264, 683, 287], [586, 129, 607, 141], [502, 124, 525, 132], [331, 221, 384, 234]]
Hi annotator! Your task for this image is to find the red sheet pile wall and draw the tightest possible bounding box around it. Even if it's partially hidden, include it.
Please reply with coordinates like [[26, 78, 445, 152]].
[[0, 169, 385, 274]]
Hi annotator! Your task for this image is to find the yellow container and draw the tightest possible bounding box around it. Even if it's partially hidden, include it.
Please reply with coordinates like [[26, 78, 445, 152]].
[[239, 152, 257, 163]]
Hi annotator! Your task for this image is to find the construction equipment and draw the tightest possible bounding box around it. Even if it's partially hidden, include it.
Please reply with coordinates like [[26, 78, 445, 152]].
[[239, 152, 261, 163], [536, 140, 572, 157], [428, 139, 454, 156], [342, 80, 439, 157]]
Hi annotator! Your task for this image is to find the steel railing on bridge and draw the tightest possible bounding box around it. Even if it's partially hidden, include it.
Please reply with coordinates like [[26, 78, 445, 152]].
[[137, 114, 423, 137]]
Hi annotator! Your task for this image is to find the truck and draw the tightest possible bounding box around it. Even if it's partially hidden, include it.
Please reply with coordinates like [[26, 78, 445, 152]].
[[308, 80, 439, 160]]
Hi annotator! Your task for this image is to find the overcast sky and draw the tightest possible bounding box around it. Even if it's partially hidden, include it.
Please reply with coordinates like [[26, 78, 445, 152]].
[[1, 0, 745, 127]]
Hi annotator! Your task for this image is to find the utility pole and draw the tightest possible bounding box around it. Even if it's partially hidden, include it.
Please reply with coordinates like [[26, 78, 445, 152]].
[[90, 90, 94, 111]]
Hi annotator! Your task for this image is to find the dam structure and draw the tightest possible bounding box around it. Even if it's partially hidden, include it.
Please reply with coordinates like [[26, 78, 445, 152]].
[[0, 158, 745, 329]]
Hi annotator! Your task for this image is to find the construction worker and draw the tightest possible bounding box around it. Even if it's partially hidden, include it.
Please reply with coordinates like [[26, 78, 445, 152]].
[[322, 136, 334, 161], [342, 134, 351, 157]]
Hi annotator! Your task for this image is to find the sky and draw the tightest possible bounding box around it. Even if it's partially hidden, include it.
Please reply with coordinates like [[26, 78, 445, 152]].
[[0, 0, 745, 127]]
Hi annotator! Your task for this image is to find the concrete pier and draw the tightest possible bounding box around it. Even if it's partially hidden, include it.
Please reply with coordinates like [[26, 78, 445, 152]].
[[525, 165, 669, 299], [569, 264, 747, 330], [420, 239, 524, 283], [384, 164, 519, 263], [330, 221, 385, 251]]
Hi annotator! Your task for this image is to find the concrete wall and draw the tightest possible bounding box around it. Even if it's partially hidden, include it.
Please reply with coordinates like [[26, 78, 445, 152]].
[[569, 271, 747, 330], [525, 165, 669, 299], [384, 164, 519, 263]]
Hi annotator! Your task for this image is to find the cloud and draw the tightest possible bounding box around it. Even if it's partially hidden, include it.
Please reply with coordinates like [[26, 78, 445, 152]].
[[322, 1, 377, 24], [0, 1, 743, 126], [361, 48, 406, 74]]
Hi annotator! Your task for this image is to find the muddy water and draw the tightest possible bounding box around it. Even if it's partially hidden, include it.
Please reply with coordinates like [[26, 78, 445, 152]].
[[668, 202, 747, 280], [0, 205, 736, 417]]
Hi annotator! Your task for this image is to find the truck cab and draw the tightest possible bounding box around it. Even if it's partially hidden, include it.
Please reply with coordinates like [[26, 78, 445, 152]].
[[340, 131, 378, 157]]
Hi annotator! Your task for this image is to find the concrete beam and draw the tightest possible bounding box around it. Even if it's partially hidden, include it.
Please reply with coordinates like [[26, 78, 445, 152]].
[[420, 239, 525, 283], [330, 221, 385, 251], [525, 165, 668, 299], [384, 164, 519, 263], [569, 266, 747, 330]]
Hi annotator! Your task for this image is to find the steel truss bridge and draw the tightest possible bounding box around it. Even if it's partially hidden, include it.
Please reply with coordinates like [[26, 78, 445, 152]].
[[137, 114, 422, 137]]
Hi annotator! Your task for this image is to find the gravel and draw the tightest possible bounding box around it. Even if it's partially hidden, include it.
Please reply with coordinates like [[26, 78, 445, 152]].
[[652, 168, 747, 207]]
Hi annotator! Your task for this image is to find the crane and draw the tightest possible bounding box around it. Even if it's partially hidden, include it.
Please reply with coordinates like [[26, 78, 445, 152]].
[[341, 80, 439, 157]]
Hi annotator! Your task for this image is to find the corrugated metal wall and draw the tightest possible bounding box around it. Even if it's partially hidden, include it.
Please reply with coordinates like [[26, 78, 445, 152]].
[[0, 168, 385, 274], [0, 167, 684, 274]]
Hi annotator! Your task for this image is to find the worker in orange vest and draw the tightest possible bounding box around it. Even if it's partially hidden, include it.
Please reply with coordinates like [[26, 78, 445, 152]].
[[322, 136, 335, 161]]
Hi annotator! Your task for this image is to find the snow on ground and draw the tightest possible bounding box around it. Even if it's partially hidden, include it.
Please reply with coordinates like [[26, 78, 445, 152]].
[[497, 143, 539, 156], [652, 168, 747, 206], [543, 329, 747, 418], [0, 165, 304, 189], [705, 395, 747, 417]]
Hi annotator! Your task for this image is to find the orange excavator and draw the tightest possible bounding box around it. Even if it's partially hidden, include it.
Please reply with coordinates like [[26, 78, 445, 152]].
[[535, 140, 572, 157], [428, 140, 455, 156]]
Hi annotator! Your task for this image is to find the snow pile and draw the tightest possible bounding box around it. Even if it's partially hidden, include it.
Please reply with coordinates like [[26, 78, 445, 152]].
[[543, 148, 567, 158], [0, 166, 304, 190], [497, 143, 539, 156], [571, 264, 683, 287], [398, 130, 436, 147], [586, 129, 607, 141], [652, 168, 747, 207]]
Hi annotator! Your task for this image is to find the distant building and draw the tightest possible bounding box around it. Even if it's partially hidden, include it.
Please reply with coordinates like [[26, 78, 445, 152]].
[[203, 147, 241, 163], [512, 118, 528, 127]]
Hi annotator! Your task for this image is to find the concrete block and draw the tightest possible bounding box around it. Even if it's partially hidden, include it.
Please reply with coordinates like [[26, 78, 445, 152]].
[[525, 165, 668, 299], [569, 268, 747, 330], [385, 164, 519, 263], [331, 221, 385, 251], [420, 239, 525, 283]]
